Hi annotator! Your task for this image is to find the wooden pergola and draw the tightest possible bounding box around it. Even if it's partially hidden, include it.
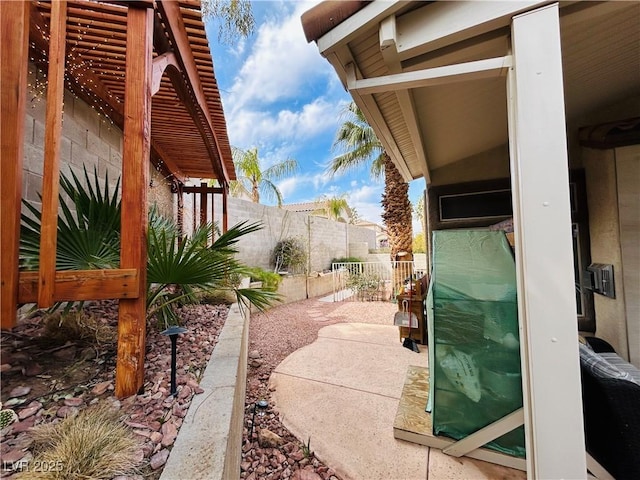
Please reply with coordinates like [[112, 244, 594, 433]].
[[0, 0, 234, 398]]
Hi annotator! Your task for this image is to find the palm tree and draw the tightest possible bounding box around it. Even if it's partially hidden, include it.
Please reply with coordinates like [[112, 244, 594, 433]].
[[230, 147, 298, 206], [329, 102, 413, 262], [313, 194, 352, 222]]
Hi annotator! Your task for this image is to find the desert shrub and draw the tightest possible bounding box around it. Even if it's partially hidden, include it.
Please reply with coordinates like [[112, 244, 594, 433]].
[[346, 270, 382, 301], [246, 267, 282, 292], [330, 256, 363, 264], [42, 310, 116, 347], [271, 237, 307, 274], [19, 402, 142, 480]]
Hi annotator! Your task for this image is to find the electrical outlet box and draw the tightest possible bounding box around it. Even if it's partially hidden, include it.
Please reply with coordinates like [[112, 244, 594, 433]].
[[585, 263, 615, 298]]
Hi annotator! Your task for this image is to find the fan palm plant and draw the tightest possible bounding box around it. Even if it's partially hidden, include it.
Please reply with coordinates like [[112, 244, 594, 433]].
[[147, 210, 278, 326], [20, 167, 279, 325], [20, 166, 120, 271]]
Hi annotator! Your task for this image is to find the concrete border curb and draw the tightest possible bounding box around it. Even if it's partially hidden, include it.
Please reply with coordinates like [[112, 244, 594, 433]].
[[160, 302, 249, 479]]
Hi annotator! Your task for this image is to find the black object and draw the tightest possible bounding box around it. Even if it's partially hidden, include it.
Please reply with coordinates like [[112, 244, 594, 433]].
[[402, 333, 420, 353], [580, 341, 640, 479], [250, 399, 269, 438], [161, 325, 188, 396], [402, 285, 419, 353]]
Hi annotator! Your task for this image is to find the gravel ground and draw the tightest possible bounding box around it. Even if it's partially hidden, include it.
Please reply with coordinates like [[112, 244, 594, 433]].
[[1, 297, 397, 480], [241, 298, 397, 480], [0, 300, 228, 479]]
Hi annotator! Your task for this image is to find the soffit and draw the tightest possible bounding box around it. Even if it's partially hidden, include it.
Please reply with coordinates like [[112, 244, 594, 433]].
[[30, 0, 234, 183], [321, 0, 640, 183]]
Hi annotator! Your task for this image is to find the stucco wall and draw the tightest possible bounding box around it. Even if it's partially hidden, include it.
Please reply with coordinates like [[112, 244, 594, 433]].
[[583, 147, 629, 359], [615, 145, 640, 367]]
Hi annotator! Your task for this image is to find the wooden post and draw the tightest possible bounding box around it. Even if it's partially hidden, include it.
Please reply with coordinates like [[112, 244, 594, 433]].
[[199, 181, 207, 227], [38, 0, 67, 308], [0, 1, 29, 329], [177, 182, 184, 241], [192, 190, 197, 233], [222, 183, 228, 233], [210, 186, 215, 241], [116, 5, 153, 398]]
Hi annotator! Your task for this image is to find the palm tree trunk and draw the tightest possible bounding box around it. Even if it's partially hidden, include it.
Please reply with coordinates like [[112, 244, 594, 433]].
[[381, 154, 413, 292]]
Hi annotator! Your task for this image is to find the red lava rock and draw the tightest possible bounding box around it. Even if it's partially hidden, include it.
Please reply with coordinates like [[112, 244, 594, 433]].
[[22, 363, 43, 376], [91, 381, 111, 395], [52, 346, 77, 361], [161, 421, 178, 447], [126, 421, 153, 429], [290, 449, 305, 462], [9, 386, 31, 398], [2, 448, 28, 464], [177, 385, 192, 400], [10, 417, 36, 433], [63, 397, 84, 407], [17, 401, 42, 420], [56, 405, 79, 418], [149, 448, 170, 470], [291, 470, 322, 480], [1, 301, 231, 478], [241, 461, 252, 471]]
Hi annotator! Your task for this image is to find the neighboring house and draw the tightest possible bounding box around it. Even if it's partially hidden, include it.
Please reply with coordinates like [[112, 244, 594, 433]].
[[1, 0, 234, 398], [302, 1, 639, 478], [354, 220, 388, 249], [281, 201, 351, 223]]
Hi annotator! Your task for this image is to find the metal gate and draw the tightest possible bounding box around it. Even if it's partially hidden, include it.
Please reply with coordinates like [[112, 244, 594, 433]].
[[331, 261, 424, 302]]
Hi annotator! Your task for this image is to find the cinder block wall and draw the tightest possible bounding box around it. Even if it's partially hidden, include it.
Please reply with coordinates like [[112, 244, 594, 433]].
[[22, 66, 173, 218], [200, 197, 376, 273]]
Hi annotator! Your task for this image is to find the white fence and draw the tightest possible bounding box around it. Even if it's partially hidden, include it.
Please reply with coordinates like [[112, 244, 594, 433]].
[[331, 261, 426, 302]]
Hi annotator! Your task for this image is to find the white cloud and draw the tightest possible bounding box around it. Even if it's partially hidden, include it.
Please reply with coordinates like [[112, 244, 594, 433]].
[[226, 2, 333, 109], [277, 171, 330, 203], [227, 97, 342, 149]]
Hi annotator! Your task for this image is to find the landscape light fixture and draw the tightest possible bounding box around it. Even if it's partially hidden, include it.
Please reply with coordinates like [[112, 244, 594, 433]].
[[250, 399, 269, 438], [161, 325, 188, 396]]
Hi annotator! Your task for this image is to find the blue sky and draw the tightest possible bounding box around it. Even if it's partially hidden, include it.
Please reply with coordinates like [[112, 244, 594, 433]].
[[205, 1, 424, 229]]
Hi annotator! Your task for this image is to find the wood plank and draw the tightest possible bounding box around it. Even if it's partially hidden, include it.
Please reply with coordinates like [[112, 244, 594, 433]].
[[393, 366, 527, 471], [18, 269, 139, 303], [0, 1, 29, 329], [38, 0, 67, 308], [116, 5, 153, 399]]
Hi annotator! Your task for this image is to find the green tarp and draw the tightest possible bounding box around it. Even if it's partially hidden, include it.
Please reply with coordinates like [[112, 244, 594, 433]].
[[427, 230, 525, 457]]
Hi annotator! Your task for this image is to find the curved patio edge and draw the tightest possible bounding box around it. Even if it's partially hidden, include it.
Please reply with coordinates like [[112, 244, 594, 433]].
[[160, 302, 249, 480]]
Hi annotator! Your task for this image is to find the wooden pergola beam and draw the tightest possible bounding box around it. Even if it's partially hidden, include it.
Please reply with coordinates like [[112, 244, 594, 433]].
[[116, 4, 153, 398], [0, 1, 29, 329], [38, 0, 67, 308], [30, 4, 186, 185], [156, 0, 230, 186]]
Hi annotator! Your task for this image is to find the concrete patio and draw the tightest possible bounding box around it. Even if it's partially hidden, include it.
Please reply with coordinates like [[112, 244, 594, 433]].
[[270, 322, 527, 480]]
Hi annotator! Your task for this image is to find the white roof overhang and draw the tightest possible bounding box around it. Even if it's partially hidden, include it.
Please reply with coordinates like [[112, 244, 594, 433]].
[[316, 0, 640, 185]]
